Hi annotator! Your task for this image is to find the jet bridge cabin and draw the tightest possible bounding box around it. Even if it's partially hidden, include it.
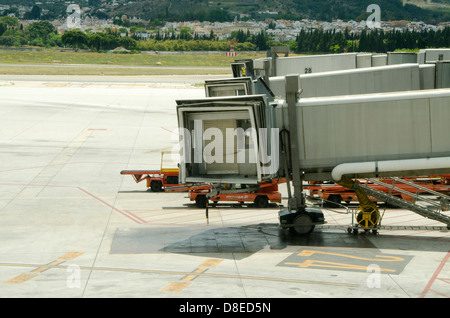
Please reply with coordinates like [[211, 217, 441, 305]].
[[204, 77, 253, 97], [176, 95, 279, 185]]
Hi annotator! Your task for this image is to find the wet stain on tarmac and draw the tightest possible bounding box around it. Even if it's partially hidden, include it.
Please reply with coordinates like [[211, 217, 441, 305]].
[[111, 224, 377, 259], [111, 223, 450, 260]]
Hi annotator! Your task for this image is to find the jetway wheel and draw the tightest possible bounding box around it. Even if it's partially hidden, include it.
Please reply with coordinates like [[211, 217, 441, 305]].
[[347, 226, 378, 235], [290, 214, 315, 235]]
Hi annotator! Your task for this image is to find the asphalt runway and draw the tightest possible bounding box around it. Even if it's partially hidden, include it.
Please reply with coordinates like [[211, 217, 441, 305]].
[[0, 75, 448, 300]]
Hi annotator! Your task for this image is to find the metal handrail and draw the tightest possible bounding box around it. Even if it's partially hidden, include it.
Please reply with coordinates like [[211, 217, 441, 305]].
[[391, 177, 450, 200], [305, 195, 351, 214], [364, 178, 446, 213]]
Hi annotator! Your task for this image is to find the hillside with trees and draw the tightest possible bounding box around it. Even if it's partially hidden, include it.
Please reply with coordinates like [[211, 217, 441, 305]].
[[1, 15, 449, 54], [2, 0, 450, 23], [295, 27, 450, 54]]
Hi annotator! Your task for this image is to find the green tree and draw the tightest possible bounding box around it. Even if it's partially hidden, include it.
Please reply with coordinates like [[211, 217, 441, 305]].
[[119, 37, 137, 50], [0, 16, 19, 27], [0, 22, 6, 36], [179, 26, 193, 40], [25, 5, 42, 20], [62, 30, 88, 49], [0, 36, 15, 46], [26, 21, 55, 45], [206, 9, 232, 22], [254, 30, 268, 50], [87, 33, 119, 51]]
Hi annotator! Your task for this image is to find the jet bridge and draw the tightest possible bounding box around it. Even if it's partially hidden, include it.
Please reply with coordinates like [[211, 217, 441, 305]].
[[277, 83, 450, 233], [175, 53, 450, 234]]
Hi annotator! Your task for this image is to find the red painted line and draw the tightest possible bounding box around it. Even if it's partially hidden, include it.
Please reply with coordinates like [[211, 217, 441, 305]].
[[134, 208, 278, 226], [160, 127, 178, 135], [0, 182, 146, 224], [0, 182, 74, 188], [77, 187, 146, 224], [0, 161, 131, 173], [0, 164, 64, 173], [419, 250, 450, 298], [428, 289, 449, 298], [131, 209, 188, 218], [216, 212, 277, 224], [381, 215, 428, 225], [159, 212, 209, 225]]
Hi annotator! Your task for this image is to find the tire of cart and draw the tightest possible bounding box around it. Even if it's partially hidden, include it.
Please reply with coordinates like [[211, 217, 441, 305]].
[[195, 195, 208, 208], [254, 195, 269, 208], [150, 180, 163, 192]]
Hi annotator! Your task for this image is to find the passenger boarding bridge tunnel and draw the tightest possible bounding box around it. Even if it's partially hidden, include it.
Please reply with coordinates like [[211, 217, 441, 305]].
[[176, 51, 450, 235]]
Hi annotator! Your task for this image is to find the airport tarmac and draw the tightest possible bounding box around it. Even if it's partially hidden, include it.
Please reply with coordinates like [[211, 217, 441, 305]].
[[0, 75, 448, 300]]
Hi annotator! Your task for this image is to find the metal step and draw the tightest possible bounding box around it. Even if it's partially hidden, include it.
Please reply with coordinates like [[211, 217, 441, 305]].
[[360, 178, 450, 228]]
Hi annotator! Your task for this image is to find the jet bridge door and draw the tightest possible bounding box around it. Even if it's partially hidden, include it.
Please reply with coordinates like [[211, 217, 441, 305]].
[[203, 117, 239, 175], [176, 95, 275, 184]]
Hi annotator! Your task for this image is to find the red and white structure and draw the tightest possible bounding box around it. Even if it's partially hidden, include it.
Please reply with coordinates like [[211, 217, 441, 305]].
[[226, 40, 237, 56]]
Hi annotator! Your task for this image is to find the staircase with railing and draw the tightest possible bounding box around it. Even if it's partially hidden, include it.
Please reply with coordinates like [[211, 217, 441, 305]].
[[359, 177, 450, 228]]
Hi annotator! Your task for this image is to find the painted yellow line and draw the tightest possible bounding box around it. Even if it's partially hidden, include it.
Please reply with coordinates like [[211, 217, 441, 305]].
[[31, 260, 65, 274], [199, 259, 223, 268], [4, 273, 39, 284], [0, 258, 359, 288], [163, 258, 223, 293], [161, 281, 192, 292], [3, 252, 84, 285], [297, 249, 404, 262], [57, 252, 84, 261], [286, 260, 396, 273], [182, 267, 208, 281]]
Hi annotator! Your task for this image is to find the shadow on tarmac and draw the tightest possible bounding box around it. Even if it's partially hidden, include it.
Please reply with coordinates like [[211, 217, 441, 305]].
[[110, 223, 450, 260]]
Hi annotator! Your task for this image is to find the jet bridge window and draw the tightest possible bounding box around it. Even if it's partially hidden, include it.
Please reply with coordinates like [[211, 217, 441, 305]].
[[206, 83, 248, 97], [182, 109, 259, 183], [236, 119, 253, 150]]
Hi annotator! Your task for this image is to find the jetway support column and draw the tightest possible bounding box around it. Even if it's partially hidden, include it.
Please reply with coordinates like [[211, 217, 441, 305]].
[[278, 75, 326, 235], [269, 46, 289, 77], [285, 74, 304, 210]]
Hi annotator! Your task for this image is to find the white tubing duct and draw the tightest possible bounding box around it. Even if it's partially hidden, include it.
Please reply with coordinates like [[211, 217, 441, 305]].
[[331, 156, 450, 182]]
